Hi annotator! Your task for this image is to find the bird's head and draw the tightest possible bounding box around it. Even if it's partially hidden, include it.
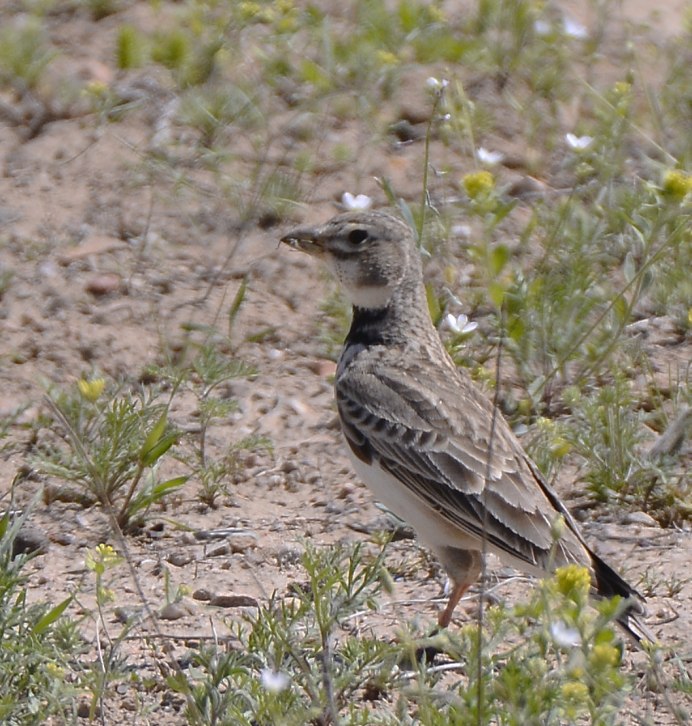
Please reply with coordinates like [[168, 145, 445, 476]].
[[281, 211, 420, 310]]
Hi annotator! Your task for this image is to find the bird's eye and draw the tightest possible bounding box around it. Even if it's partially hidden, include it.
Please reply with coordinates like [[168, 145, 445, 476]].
[[347, 228, 369, 245]]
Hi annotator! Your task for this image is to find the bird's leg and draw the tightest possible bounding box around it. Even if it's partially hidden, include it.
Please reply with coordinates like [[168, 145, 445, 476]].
[[438, 582, 470, 628]]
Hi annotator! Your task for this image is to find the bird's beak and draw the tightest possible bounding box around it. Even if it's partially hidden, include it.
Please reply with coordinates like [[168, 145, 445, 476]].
[[280, 225, 325, 256]]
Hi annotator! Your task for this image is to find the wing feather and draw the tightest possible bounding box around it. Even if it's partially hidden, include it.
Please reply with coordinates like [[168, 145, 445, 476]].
[[336, 358, 588, 569]]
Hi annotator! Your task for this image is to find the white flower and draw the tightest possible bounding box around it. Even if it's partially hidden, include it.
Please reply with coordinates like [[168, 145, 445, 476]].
[[565, 133, 593, 151], [534, 19, 551, 36], [477, 147, 504, 166], [444, 313, 478, 335], [341, 192, 372, 211], [563, 17, 588, 39], [260, 668, 290, 693], [426, 77, 449, 91], [451, 223, 472, 239], [550, 621, 582, 647]]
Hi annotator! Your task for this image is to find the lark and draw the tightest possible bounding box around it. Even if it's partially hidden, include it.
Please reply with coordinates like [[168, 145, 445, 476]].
[[281, 210, 650, 641]]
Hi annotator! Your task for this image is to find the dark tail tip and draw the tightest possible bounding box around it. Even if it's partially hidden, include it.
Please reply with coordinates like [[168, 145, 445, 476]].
[[591, 551, 656, 646], [591, 551, 643, 606]]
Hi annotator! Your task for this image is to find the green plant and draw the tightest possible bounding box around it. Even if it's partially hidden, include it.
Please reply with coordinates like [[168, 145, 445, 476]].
[[115, 24, 145, 70], [0, 501, 78, 722], [37, 378, 186, 530], [79, 542, 132, 720], [168, 541, 395, 725], [163, 540, 667, 725], [562, 375, 690, 521], [0, 15, 56, 89]]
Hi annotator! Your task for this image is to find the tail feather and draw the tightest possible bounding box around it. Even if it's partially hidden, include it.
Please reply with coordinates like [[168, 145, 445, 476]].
[[591, 551, 655, 645]]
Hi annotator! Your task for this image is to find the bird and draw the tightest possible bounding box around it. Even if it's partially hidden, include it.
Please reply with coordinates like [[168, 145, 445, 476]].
[[281, 209, 650, 642]]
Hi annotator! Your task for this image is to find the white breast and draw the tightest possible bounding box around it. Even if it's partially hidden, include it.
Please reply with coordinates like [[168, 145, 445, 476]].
[[343, 443, 546, 578], [344, 445, 475, 552]]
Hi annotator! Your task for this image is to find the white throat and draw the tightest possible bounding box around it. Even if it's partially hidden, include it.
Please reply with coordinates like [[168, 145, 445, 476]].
[[343, 283, 392, 309]]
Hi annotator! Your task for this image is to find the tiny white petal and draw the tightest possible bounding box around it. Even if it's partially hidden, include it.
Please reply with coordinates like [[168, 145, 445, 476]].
[[565, 133, 593, 150], [426, 77, 448, 91], [563, 17, 588, 39], [341, 192, 372, 210], [444, 313, 461, 333], [534, 19, 551, 36], [441, 113, 452, 121], [451, 223, 472, 238], [261, 669, 290, 693], [551, 621, 582, 647], [445, 313, 477, 335], [477, 147, 504, 166]]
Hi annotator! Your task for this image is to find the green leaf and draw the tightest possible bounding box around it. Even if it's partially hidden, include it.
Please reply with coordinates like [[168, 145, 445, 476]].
[[488, 280, 507, 308], [139, 411, 170, 466], [228, 277, 247, 334], [425, 283, 442, 325], [32, 596, 72, 635], [300, 59, 329, 89], [612, 296, 629, 324], [141, 431, 179, 468], [640, 269, 654, 293], [128, 476, 188, 515], [506, 313, 525, 343], [490, 244, 510, 276], [623, 251, 636, 283]]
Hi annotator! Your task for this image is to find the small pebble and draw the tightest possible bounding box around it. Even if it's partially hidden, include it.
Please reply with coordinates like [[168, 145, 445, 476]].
[[167, 552, 193, 567], [192, 589, 213, 602], [207, 543, 230, 557], [59, 235, 125, 264], [113, 607, 141, 624], [622, 511, 658, 527], [159, 602, 189, 620], [209, 594, 258, 608], [13, 526, 49, 556], [77, 701, 93, 718], [337, 483, 356, 500], [85, 273, 122, 296], [229, 536, 257, 554]]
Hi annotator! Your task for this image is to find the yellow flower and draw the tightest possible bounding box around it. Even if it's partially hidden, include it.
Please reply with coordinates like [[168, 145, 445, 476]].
[[376, 50, 398, 66], [554, 564, 591, 600], [590, 643, 620, 668], [84, 81, 108, 97], [85, 543, 121, 573], [550, 437, 571, 458], [561, 681, 589, 702], [239, 2, 272, 22], [239, 1, 260, 15], [78, 377, 105, 402], [462, 171, 494, 199], [662, 169, 692, 202], [97, 586, 116, 603], [536, 416, 554, 432], [613, 81, 631, 96], [46, 663, 65, 679], [429, 6, 446, 23]]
